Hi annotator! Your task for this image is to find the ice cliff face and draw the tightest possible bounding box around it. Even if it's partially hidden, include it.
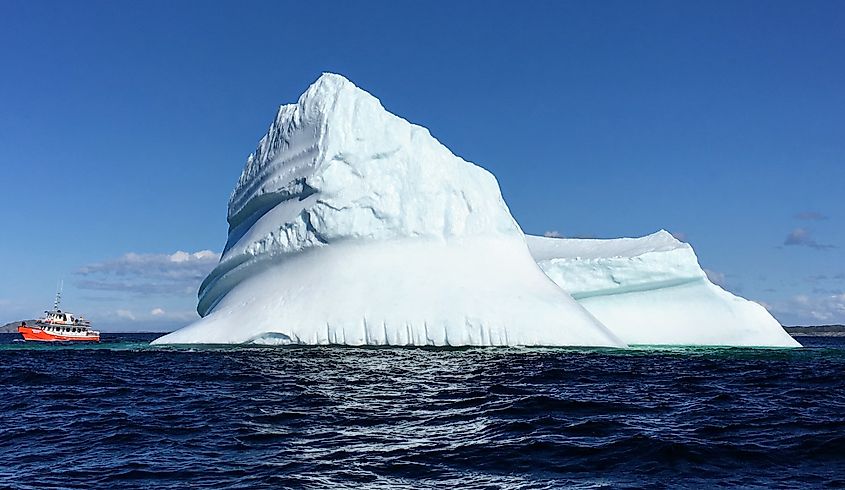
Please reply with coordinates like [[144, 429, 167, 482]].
[[153, 74, 624, 347], [528, 231, 800, 347], [204, 73, 522, 317]]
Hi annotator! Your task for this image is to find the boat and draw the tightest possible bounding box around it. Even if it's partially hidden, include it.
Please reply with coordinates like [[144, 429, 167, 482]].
[[18, 287, 100, 342]]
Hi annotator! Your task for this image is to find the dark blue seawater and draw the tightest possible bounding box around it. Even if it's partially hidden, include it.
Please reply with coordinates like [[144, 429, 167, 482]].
[[1, 333, 844, 489]]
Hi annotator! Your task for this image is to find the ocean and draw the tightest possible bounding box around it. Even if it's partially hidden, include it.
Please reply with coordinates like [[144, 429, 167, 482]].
[[1, 333, 843, 489]]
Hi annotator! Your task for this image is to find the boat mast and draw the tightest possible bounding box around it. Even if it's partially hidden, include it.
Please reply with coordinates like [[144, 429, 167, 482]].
[[54, 280, 63, 311]]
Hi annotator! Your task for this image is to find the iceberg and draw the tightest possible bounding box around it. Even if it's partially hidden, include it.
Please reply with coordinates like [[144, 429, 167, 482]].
[[527, 231, 800, 347], [153, 74, 624, 347]]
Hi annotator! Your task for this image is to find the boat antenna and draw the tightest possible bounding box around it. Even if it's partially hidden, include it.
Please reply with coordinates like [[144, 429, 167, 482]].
[[54, 280, 63, 311]]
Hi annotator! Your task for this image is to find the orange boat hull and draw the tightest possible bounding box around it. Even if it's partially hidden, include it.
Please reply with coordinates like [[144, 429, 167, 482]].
[[18, 326, 100, 342]]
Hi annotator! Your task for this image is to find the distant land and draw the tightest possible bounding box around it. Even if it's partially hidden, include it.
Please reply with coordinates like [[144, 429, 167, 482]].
[[783, 325, 845, 337], [0, 321, 169, 335], [1, 320, 36, 333]]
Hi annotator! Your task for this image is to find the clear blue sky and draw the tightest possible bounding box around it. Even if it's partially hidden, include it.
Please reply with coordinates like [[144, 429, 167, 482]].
[[1, 0, 843, 329]]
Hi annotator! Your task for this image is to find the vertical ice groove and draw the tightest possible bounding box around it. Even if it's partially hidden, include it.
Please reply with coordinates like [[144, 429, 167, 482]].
[[382, 320, 389, 347]]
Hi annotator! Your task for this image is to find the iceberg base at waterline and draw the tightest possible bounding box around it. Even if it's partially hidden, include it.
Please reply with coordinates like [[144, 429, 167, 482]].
[[152, 237, 624, 347], [528, 231, 800, 348]]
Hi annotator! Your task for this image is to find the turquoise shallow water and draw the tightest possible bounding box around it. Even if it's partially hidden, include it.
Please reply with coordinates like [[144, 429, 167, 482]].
[[1, 333, 843, 488]]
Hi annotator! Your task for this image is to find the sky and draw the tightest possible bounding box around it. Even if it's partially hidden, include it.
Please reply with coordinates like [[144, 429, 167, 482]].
[[1, 0, 843, 330]]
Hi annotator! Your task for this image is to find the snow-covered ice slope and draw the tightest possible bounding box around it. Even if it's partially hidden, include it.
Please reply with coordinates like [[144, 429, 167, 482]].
[[527, 231, 800, 347], [153, 74, 624, 347]]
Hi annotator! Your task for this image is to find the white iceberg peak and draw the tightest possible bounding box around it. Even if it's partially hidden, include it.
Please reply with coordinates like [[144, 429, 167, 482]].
[[154, 74, 623, 347], [228, 73, 366, 226]]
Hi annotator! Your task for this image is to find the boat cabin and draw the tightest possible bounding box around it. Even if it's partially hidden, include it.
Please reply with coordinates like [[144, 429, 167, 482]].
[[42, 309, 90, 327], [42, 324, 91, 335]]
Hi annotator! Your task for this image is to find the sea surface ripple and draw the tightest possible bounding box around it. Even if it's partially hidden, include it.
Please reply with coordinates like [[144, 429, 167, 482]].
[[1, 334, 844, 489]]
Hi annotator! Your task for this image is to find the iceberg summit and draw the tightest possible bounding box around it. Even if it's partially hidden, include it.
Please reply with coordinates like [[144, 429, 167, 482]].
[[153, 73, 624, 347], [153, 73, 798, 348]]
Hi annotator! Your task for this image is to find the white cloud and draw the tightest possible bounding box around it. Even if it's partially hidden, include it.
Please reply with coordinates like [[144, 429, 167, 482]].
[[704, 268, 726, 287], [784, 228, 835, 250], [670, 231, 688, 242], [795, 293, 845, 322], [769, 292, 845, 325], [93, 307, 199, 333], [543, 230, 563, 238], [76, 250, 220, 295], [794, 211, 828, 221], [116, 309, 136, 321]]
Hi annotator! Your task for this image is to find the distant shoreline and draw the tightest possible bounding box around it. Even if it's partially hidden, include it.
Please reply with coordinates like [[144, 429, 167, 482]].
[[0, 321, 172, 335], [783, 325, 845, 337]]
